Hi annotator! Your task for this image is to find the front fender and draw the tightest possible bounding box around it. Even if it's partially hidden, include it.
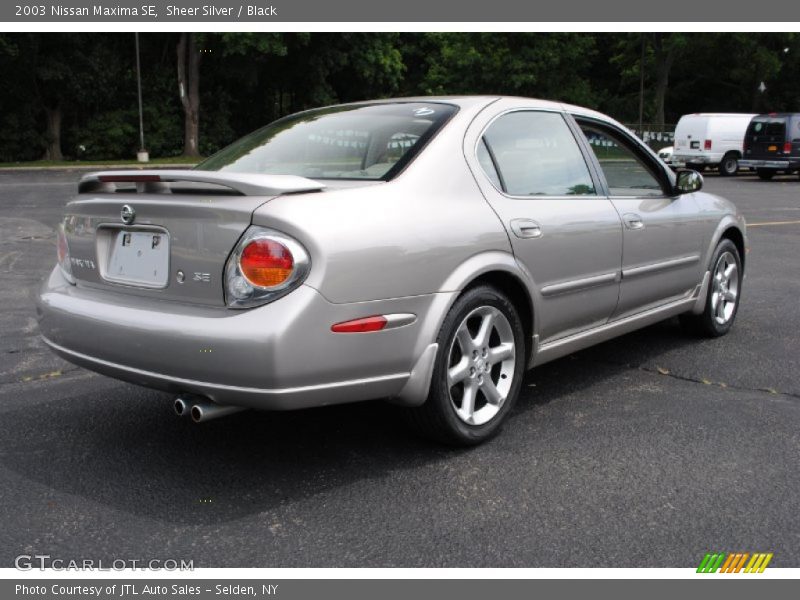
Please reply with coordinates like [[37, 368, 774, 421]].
[[702, 214, 748, 274]]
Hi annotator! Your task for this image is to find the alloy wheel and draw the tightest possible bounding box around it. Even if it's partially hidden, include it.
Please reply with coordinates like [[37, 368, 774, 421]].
[[446, 306, 516, 426], [711, 251, 739, 325]]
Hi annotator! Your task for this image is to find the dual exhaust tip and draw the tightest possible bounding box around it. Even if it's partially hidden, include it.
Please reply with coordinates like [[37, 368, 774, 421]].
[[174, 396, 246, 423]]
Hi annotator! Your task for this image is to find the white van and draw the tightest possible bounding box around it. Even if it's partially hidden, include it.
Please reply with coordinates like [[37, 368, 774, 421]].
[[672, 113, 756, 176]]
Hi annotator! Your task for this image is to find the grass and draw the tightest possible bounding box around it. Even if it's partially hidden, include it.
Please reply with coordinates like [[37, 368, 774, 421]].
[[0, 155, 203, 169]]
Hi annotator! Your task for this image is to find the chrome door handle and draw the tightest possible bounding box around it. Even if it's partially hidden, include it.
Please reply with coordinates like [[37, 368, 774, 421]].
[[510, 218, 543, 239], [623, 213, 645, 230]]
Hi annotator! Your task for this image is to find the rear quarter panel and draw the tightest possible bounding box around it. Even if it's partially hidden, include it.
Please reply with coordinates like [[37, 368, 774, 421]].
[[251, 101, 513, 305]]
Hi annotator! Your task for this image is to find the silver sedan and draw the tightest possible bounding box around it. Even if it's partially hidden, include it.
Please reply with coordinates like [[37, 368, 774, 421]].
[[37, 97, 747, 445]]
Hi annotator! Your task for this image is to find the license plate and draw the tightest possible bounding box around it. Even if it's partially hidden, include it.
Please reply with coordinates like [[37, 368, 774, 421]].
[[106, 230, 169, 287], [768, 145, 777, 152], [690, 141, 699, 149]]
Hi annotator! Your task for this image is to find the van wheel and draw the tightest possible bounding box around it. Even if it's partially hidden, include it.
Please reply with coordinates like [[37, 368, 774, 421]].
[[689, 164, 706, 172], [719, 154, 739, 176], [403, 285, 525, 446], [757, 168, 776, 180], [680, 239, 742, 337]]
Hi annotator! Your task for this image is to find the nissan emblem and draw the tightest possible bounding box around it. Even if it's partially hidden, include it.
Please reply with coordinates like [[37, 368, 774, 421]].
[[120, 204, 136, 225]]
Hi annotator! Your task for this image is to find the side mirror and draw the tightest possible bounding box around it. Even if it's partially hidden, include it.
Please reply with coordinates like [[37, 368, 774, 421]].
[[674, 169, 703, 194]]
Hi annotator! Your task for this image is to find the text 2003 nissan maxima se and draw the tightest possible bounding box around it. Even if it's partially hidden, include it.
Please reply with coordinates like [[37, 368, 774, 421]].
[[38, 97, 747, 445]]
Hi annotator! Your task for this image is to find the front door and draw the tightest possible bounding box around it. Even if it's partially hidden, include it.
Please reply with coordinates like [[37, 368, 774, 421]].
[[574, 118, 707, 320]]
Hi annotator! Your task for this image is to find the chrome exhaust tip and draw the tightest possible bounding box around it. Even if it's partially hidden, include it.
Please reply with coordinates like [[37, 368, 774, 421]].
[[190, 399, 246, 423], [174, 396, 192, 417]]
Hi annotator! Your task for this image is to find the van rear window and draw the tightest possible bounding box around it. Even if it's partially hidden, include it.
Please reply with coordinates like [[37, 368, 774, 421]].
[[749, 119, 786, 137]]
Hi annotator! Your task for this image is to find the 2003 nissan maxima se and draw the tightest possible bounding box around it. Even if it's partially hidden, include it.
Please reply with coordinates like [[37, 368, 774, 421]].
[[37, 96, 747, 445]]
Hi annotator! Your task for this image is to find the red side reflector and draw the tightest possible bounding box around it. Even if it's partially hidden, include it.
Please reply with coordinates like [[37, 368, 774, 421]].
[[98, 174, 162, 183], [704, 140, 712, 150], [783, 142, 793, 154], [331, 316, 388, 333]]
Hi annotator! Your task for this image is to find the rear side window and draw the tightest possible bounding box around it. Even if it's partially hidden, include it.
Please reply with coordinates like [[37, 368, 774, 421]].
[[481, 111, 596, 196], [477, 139, 503, 189]]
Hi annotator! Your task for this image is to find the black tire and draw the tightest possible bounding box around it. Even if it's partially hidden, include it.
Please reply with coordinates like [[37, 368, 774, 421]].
[[680, 239, 743, 337], [403, 285, 526, 446], [757, 168, 776, 180], [689, 163, 706, 173], [718, 154, 739, 176]]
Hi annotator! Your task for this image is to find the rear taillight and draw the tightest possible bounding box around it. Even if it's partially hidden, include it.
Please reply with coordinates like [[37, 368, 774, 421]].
[[224, 227, 310, 309], [56, 223, 75, 285], [704, 140, 712, 150], [239, 238, 294, 288], [783, 142, 793, 154]]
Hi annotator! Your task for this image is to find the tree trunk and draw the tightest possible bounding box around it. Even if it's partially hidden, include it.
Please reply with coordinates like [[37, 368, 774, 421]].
[[177, 33, 201, 157], [42, 105, 63, 161], [651, 34, 676, 131]]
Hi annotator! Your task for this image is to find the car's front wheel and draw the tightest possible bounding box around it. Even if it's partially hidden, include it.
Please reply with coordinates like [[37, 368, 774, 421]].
[[680, 239, 742, 337], [404, 285, 525, 446]]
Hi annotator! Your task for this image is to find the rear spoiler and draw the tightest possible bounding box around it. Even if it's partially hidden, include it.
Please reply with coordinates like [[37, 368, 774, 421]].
[[78, 170, 326, 196]]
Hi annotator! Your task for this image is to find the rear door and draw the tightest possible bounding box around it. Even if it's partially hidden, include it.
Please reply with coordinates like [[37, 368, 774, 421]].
[[745, 116, 788, 159], [673, 115, 708, 162], [465, 102, 623, 343], [573, 117, 707, 319]]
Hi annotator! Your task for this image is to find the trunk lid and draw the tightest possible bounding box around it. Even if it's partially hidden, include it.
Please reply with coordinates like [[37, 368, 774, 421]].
[[63, 170, 324, 306]]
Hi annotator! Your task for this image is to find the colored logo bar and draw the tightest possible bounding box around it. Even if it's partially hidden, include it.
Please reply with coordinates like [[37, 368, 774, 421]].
[[697, 552, 773, 573]]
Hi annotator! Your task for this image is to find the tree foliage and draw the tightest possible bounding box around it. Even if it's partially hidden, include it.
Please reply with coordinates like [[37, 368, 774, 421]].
[[0, 32, 797, 162]]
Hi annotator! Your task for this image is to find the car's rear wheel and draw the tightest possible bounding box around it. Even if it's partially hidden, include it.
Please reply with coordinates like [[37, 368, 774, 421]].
[[680, 239, 742, 337], [404, 285, 525, 446], [719, 153, 739, 176], [757, 168, 776, 180]]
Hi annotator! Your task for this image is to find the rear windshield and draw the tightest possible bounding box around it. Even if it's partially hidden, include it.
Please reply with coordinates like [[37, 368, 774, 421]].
[[197, 102, 457, 180], [748, 118, 787, 138]]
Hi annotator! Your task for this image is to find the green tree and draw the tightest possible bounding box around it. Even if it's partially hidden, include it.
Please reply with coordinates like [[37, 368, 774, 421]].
[[408, 33, 597, 106]]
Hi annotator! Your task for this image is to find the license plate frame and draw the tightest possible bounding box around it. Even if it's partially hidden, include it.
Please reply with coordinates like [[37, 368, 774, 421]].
[[103, 227, 170, 288]]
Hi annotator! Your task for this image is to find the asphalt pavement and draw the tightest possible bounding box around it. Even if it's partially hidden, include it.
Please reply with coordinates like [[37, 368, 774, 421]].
[[0, 168, 798, 567]]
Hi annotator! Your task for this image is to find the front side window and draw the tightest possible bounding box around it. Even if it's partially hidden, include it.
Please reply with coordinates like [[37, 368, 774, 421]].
[[197, 102, 457, 181], [580, 124, 666, 197], [480, 111, 596, 196]]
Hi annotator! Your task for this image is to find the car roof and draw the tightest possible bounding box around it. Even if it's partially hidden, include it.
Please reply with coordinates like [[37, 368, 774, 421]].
[[360, 95, 614, 120], [679, 113, 757, 118]]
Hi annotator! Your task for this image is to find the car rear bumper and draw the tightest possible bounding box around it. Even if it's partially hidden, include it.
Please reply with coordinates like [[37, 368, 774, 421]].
[[37, 267, 448, 409], [739, 159, 800, 170]]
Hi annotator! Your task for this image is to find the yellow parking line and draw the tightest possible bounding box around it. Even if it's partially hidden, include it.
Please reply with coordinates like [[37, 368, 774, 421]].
[[748, 220, 800, 227]]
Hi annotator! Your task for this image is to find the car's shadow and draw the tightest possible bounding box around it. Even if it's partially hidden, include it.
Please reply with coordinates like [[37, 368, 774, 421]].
[[0, 318, 698, 526]]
